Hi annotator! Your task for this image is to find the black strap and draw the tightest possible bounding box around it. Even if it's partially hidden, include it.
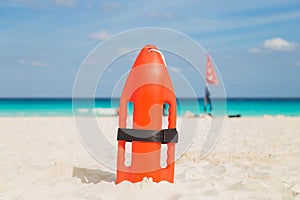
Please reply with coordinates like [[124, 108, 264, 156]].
[[117, 128, 178, 143]]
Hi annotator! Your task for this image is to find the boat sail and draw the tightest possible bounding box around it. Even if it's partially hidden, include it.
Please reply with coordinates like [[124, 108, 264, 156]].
[[204, 55, 218, 114]]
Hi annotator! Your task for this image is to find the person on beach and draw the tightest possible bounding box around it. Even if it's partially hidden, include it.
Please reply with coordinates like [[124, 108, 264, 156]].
[[204, 85, 212, 114]]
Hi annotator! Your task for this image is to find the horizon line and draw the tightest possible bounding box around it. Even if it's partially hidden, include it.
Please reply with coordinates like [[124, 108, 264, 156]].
[[0, 97, 300, 100]]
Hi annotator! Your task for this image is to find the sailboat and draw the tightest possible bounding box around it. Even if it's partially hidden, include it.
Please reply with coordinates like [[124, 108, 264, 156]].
[[204, 55, 218, 115]]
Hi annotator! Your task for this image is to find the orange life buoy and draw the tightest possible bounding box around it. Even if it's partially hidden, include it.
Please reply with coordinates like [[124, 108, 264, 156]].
[[116, 44, 177, 183]]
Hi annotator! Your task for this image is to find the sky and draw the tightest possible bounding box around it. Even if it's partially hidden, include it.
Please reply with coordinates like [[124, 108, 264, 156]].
[[0, 0, 300, 98]]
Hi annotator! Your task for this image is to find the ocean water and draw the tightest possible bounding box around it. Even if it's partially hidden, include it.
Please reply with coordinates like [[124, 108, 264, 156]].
[[0, 98, 300, 117]]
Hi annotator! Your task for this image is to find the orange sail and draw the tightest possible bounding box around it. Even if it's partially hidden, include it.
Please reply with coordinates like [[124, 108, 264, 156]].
[[206, 55, 218, 85]]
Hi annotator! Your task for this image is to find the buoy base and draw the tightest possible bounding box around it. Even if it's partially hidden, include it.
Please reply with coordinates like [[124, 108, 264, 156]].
[[116, 164, 175, 184]]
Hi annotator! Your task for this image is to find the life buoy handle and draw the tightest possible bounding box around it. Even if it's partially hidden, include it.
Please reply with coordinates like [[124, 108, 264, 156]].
[[117, 128, 178, 143]]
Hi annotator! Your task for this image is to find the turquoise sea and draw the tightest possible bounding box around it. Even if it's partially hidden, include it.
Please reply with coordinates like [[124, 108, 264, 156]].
[[0, 98, 300, 117]]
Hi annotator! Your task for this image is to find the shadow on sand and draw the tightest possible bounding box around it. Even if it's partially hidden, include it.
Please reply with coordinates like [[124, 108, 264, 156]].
[[72, 167, 115, 184]]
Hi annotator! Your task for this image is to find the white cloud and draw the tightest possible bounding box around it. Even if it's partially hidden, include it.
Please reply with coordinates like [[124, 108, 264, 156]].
[[18, 59, 26, 65], [88, 30, 111, 41], [18, 58, 50, 67], [175, 10, 300, 38], [30, 60, 50, 67], [53, 0, 75, 8], [248, 48, 262, 54], [262, 37, 297, 51], [249, 37, 298, 54]]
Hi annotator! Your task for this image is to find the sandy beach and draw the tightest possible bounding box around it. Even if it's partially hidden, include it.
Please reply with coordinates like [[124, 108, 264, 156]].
[[0, 116, 300, 199]]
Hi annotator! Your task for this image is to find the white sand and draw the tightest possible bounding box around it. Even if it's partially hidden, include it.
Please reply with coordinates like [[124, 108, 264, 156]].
[[0, 116, 300, 199]]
